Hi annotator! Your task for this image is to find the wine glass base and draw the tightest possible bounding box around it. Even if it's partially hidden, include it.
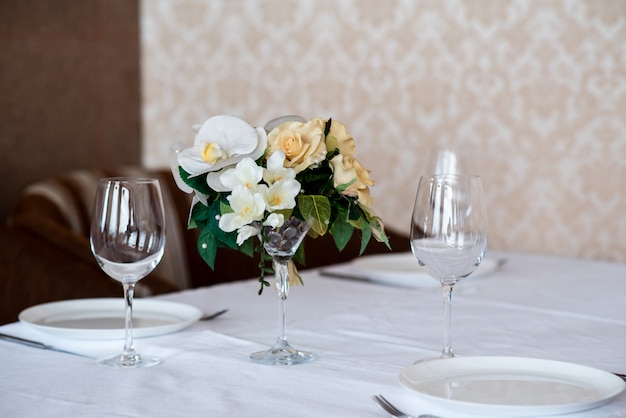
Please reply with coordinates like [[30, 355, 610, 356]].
[[414, 352, 457, 364], [250, 341, 317, 366], [97, 353, 161, 368]]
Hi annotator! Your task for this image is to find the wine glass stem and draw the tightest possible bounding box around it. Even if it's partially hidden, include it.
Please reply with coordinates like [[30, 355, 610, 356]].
[[275, 260, 289, 343], [441, 283, 454, 359], [122, 282, 137, 358]]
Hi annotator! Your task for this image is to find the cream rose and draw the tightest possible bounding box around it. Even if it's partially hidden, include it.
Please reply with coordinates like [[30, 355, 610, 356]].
[[312, 118, 356, 156], [266, 120, 327, 173], [329, 154, 375, 207]]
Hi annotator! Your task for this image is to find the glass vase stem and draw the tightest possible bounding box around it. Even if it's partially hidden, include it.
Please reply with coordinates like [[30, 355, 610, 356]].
[[249, 216, 316, 365], [275, 260, 289, 343]]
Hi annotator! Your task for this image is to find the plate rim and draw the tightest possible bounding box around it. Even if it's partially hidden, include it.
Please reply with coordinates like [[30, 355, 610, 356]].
[[18, 298, 203, 339], [351, 252, 498, 287], [398, 356, 626, 416]]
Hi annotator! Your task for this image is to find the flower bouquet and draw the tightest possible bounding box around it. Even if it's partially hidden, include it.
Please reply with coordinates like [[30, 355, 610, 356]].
[[172, 114, 390, 364], [171, 114, 389, 294]]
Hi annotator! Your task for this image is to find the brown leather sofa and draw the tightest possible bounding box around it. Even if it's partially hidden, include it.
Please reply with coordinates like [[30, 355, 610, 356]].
[[1, 167, 407, 324]]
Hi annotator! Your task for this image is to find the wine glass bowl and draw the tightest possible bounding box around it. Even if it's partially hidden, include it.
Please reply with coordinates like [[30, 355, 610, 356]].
[[410, 174, 488, 359], [90, 178, 166, 368]]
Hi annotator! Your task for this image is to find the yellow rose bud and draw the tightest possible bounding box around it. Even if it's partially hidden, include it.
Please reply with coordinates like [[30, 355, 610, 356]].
[[313, 118, 356, 156], [287, 260, 303, 286], [329, 154, 375, 207]]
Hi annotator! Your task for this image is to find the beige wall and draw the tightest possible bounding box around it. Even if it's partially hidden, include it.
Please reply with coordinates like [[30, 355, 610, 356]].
[[141, 0, 626, 262]]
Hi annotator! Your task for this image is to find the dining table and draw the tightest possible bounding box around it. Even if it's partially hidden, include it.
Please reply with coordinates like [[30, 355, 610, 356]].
[[1, 250, 625, 418]]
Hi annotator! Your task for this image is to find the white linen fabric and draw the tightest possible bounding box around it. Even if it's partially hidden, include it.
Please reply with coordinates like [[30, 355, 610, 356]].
[[1, 251, 625, 417]]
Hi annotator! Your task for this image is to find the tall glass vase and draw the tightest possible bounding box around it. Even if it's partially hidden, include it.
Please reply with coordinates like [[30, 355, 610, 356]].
[[250, 216, 317, 365]]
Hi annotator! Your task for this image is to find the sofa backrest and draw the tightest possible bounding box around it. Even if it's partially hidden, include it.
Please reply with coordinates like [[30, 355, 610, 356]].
[[11, 167, 192, 291]]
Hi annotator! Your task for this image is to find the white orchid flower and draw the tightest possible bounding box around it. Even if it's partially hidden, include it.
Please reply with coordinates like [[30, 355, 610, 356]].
[[171, 144, 211, 223], [263, 213, 285, 229], [262, 179, 301, 212], [177, 115, 267, 192], [264, 115, 306, 133], [220, 158, 264, 192], [263, 150, 296, 185], [218, 185, 266, 232], [170, 143, 193, 194]]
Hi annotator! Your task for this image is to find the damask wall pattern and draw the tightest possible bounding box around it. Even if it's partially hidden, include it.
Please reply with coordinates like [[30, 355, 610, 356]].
[[141, 0, 626, 262]]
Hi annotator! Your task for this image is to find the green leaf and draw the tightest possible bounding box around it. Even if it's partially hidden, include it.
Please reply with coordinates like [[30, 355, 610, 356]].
[[346, 199, 365, 221], [197, 199, 236, 250], [296, 163, 335, 195], [239, 236, 255, 257], [335, 178, 356, 194], [370, 216, 391, 249], [323, 118, 332, 136], [348, 214, 367, 230], [219, 200, 233, 215], [325, 134, 337, 153], [358, 202, 391, 250], [211, 227, 237, 250], [180, 167, 214, 196], [273, 208, 294, 221], [297, 195, 331, 236], [330, 213, 354, 251], [359, 222, 373, 255], [197, 228, 218, 269], [190, 199, 212, 223]]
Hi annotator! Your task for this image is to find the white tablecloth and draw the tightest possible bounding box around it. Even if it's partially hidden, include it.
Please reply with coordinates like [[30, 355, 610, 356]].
[[1, 251, 625, 417]]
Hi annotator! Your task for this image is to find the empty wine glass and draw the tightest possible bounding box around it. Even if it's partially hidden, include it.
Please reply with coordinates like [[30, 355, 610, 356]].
[[90, 178, 166, 368], [410, 174, 488, 359], [425, 140, 478, 176]]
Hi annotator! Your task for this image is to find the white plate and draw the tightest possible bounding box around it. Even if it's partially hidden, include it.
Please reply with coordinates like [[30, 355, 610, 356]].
[[19, 298, 203, 339], [351, 252, 499, 287], [399, 356, 625, 416]]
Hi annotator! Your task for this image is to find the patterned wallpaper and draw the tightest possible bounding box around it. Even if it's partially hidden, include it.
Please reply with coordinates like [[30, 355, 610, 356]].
[[140, 0, 626, 262]]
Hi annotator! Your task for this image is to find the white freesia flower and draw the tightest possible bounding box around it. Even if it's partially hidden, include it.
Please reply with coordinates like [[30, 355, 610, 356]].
[[263, 213, 285, 228], [218, 185, 266, 232], [263, 150, 296, 185], [220, 158, 264, 191], [177, 115, 267, 192], [235, 224, 260, 246], [262, 179, 300, 212]]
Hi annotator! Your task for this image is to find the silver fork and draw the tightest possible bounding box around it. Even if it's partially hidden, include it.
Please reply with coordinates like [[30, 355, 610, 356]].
[[371, 395, 442, 418], [200, 308, 228, 321]]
